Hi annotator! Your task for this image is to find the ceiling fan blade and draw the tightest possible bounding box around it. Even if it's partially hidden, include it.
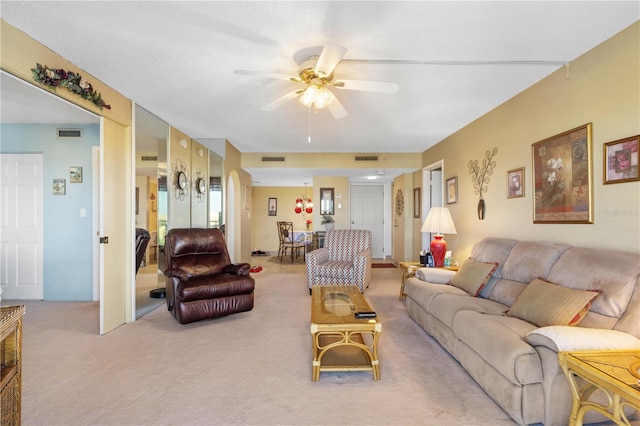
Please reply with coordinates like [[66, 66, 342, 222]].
[[314, 42, 348, 78], [234, 70, 300, 82], [327, 96, 348, 120], [261, 89, 302, 111], [333, 79, 399, 94]]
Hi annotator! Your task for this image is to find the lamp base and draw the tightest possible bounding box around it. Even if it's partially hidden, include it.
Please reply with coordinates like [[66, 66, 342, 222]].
[[430, 235, 447, 268]]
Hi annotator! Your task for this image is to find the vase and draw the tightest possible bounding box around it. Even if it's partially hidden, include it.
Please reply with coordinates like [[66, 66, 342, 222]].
[[477, 196, 485, 220], [325, 223, 334, 231]]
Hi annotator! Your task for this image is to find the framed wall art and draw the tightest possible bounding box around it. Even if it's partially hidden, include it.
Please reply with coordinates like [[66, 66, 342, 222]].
[[603, 135, 639, 184], [320, 187, 334, 215], [446, 176, 458, 204], [69, 166, 83, 183], [507, 167, 525, 198], [532, 123, 593, 224], [268, 197, 277, 216], [413, 187, 421, 218], [53, 179, 66, 195]]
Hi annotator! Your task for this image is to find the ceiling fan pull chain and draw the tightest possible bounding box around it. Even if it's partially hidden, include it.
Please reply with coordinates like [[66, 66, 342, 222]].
[[308, 106, 311, 143]]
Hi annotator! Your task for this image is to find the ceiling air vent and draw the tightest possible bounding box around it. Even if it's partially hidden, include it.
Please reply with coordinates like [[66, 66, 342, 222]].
[[140, 155, 158, 162], [57, 128, 83, 139], [261, 156, 286, 162], [355, 155, 379, 162]]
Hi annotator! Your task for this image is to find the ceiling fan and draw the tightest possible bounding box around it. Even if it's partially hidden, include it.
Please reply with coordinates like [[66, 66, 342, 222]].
[[234, 42, 400, 119]]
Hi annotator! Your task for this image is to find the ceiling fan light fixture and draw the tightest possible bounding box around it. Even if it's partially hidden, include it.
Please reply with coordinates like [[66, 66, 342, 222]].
[[299, 85, 318, 107], [299, 84, 335, 109], [315, 86, 335, 109]]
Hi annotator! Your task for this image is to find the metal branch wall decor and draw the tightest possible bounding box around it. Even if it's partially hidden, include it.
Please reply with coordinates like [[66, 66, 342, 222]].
[[468, 147, 498, 220]]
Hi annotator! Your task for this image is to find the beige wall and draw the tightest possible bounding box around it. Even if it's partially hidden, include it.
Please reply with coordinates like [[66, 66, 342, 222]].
[[252, 186, 314, 252], [168, 127, 192, 228], [190, 139, 209, 227], [250, 177, 351, 254], [312, 176, 349, 228], [420, 22, 640, 262], [225, 140, 253, 263]]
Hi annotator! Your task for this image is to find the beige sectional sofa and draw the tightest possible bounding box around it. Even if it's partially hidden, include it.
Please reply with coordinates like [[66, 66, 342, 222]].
[[403, 237, 640, 425]]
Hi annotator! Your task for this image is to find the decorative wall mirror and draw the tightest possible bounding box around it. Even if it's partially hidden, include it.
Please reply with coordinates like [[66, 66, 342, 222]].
[[320, 187, 335, 215], [134, 104, 169, 319]]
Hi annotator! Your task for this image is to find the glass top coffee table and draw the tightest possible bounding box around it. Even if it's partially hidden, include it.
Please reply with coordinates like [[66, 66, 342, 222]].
[[310, 285, 382, 381]]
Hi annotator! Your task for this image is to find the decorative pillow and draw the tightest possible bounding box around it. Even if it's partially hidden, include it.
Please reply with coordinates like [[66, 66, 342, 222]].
[[506, 278, 600, 327], [448, 258, 498, 296]]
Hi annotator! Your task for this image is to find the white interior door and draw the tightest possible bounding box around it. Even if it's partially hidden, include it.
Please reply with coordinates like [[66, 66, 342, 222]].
[[350, 185, 384, 258], [0, 153, 44, 299]]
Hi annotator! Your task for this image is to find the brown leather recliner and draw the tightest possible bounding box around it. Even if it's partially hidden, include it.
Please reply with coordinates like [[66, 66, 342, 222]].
[[164, 228, 255, 324]]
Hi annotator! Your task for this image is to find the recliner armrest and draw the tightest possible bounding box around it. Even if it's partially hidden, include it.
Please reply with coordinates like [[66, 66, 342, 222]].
[[165, 268, 189, 282], [224, 262, 251, 276], [526, 325, 640, 352]]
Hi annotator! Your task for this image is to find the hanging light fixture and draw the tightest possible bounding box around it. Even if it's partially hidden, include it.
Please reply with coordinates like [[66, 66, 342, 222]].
[[295, 183, 313, 214], [299, 85, 335, 109]]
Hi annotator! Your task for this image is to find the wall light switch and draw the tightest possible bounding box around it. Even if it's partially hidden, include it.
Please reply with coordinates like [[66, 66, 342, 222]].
[[80, 208, 86, 217]]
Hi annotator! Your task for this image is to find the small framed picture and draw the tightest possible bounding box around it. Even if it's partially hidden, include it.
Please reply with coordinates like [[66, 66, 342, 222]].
[[69, 166, 83, 183], [53, 179, 66, 195], [413, 188, 421, 218], [268, 197, 277, 216], [603, 135, 639, 184], [507, 167, 525, 198], [446, 176, 458, 204]]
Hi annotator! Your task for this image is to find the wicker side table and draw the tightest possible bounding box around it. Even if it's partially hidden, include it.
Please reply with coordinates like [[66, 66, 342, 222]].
[[1, 305, 25, 426]]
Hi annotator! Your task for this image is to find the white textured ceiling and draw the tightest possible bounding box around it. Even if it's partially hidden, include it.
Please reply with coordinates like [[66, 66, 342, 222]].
[[1, 1, 638, 186]]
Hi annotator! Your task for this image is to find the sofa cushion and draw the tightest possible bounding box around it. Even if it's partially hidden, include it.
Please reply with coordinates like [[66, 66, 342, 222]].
[[449, 258, 498, 296], [470, 237, 519, 279], [453, 310, 542, 385], [501, 241, 570, 284], [547, 247, 640, 318], [430, 293, 507, 330], [315, 261, 354, 278], [506, 278, 600, 327], [404, 277, 468, 311]]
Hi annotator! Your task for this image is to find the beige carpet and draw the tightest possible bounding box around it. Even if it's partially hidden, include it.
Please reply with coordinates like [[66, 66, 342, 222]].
[[10, 269, 518, 425]]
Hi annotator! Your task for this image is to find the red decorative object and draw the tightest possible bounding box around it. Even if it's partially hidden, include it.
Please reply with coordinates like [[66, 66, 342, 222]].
[[305, 206, 313, 214], [295, 207, 302, 214], [430, 235, 448, 268]]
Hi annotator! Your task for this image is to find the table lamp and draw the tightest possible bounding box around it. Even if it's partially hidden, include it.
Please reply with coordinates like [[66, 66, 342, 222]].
[[421, 207, 457, 267]]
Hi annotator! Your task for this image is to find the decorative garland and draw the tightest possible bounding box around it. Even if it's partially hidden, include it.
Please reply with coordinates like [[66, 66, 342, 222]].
[[31, 63, 111, 110]]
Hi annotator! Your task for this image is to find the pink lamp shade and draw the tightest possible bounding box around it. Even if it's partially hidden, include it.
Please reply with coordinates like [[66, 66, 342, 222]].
[[421, 207, 457, 267]]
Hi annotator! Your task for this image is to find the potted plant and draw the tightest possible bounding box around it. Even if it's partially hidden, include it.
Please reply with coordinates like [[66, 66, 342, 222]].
[[321, 215, 335, 231]]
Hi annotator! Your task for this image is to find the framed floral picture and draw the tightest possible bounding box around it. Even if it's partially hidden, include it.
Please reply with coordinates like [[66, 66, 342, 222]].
[[532, 123, 593, 224], [507, 167, 525, 198], [603, 135, 639, 184], [446, 176, 458, 204]]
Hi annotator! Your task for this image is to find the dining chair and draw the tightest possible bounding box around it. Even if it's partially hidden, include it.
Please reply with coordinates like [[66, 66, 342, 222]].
[[277, 221, 307, 263]]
